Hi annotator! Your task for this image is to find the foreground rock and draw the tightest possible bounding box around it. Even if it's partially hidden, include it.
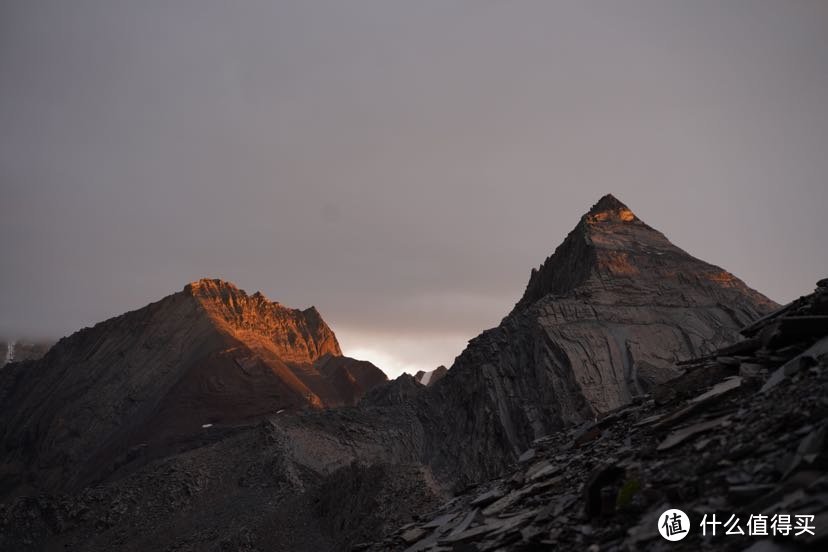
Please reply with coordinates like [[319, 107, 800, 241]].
[[369, 280, 828, 551]]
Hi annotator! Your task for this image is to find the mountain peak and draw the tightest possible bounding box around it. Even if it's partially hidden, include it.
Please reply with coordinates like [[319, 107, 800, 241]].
[[587, 193, 627, 212], [584, 193, 637, 223], [513, 195, 776, 314]]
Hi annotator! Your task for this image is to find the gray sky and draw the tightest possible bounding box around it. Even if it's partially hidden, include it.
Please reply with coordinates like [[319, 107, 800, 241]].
[[2, 1, 827, 376]]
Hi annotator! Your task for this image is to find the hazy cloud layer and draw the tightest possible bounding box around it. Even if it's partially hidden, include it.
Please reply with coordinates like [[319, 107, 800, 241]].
[[2, 1, 827, 376]]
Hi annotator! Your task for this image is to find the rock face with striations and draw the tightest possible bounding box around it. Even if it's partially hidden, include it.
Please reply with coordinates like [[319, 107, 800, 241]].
[[0, 279, 386, 497], [416, 194, 778, 485]]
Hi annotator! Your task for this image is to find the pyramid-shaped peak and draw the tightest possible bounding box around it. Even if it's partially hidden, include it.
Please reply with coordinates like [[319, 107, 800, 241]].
[[512, 194, 776, 315], [584, 194, 637, 223], [587, 193, 628, 213]]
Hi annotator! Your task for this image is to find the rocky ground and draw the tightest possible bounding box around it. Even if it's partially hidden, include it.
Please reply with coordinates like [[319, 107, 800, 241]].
[[367, 280, 828, 551]]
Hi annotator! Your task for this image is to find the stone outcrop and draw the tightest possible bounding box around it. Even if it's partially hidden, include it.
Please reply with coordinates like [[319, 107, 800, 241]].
[[0, 279, 386, 498]]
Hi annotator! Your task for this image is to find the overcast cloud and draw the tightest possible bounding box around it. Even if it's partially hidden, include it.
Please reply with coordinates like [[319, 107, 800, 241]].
[[2, 1, 827, 376]]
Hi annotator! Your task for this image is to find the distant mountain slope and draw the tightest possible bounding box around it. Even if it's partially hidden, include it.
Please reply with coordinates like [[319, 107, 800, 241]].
[[0, 279, 386, 497]]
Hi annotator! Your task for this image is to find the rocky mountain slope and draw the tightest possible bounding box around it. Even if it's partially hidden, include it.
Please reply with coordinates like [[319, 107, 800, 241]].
[[409, 194, 777, 487], [369, 279, 828, 551], [0, 279, 386, 498]]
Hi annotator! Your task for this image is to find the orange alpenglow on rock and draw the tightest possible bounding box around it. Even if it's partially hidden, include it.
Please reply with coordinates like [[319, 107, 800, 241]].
[[184, 278, 342, 364], [584, 193, 638, 223]]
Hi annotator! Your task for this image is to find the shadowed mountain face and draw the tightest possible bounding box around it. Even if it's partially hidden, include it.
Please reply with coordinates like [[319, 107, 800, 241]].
[[0, 279, 386, 496], [413, 194, 778, 485]]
